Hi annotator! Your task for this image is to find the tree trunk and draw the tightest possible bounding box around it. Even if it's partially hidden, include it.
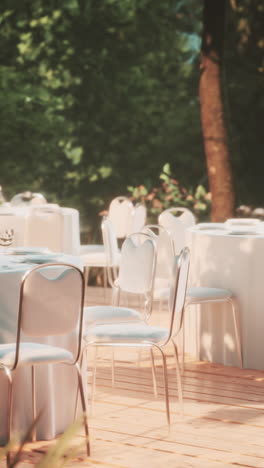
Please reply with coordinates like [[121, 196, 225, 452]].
[[199, 0, 235, 221]]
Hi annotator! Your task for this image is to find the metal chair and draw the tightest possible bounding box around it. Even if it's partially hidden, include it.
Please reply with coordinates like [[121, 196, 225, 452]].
[[10, 192, 47, 206], [83, 232, 157, 400], [182, 287, 243, 369], [80, 198, 146, 291], [80, 216, 121, 295], [158, 209, 188, 254], [108, 196, 134, 239], [141, 224, 174, 309], [145, 224, 243, 370], [0, 263, 90, 464], [84, 231, 157, 328], [160, 207, 196, 228], [84, 247, 190, 428], [127, 203, 147, 236], [156, 279, 243, 369]]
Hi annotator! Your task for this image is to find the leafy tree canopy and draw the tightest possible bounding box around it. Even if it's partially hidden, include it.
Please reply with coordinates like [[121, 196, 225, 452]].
[[0, 0, 263, 232]]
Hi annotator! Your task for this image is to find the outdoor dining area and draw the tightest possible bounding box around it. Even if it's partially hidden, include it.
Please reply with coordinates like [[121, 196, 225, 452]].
[[0, 192, 264, 468]]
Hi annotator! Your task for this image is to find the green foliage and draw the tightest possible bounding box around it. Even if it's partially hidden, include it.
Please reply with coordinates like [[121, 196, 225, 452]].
[[0, 416, 86, 467], [0, 0, 262, 236], [0, 0, 206, 234], [225, 0, 264, 206], [127, 163, 211, 222]]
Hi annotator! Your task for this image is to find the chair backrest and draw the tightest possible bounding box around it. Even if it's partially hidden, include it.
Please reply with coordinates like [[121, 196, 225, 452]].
[[164, 207, 196, 229], [25, 205, 63, 252], [167, 247, 190, 341], [10, 192, 47, 206], [101, 216, 119, 268], [13, 263, 85, 369], [101, 216, 120, 287], [127, 204, 147, 235], [141, 224, 174, 282], [158, 210, 186, 255], [108, 196, 134, 239], [117, 232, 157, 301]]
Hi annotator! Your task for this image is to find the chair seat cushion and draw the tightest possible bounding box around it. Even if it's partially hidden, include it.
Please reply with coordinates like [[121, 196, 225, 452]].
[[85, 321, 169, 344], [80, 244, 105, 254], [84, 305, 142, 324], [153, 285, 234, 303], [80, 250, 108, 267], [80, 248, 121, 268], [0, 342, 73, 367], [153, 286, 169, 300], [186, 286, 234, 303]]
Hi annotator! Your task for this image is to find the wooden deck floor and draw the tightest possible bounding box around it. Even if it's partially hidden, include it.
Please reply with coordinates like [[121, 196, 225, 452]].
[[2, 286, 264, 467]]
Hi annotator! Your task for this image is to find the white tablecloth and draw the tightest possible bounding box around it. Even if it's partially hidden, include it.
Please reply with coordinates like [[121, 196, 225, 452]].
[[0, 205, 80, 255], [186, 225, 264, 370], [0, 253, 85, 444]]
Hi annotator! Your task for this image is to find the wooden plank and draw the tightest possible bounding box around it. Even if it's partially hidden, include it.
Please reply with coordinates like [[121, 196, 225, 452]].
[[1, 286, 264, 467]]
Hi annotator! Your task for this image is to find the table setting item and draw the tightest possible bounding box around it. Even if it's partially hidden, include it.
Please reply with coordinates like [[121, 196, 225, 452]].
[[0, 228, 14, 250], [5, 246, 50, 256], [22, 253, 62, 264], [195, 222, 226, 231], [224, 218, 261, 235], [226, 230, 260, 236]]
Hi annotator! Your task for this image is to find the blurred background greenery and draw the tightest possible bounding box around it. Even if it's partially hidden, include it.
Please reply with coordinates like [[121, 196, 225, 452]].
[[0, 0, 263, 237]]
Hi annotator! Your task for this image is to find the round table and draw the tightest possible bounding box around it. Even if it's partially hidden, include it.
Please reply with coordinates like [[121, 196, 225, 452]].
[[0, 204, 80, 255], [186, 223, 264, 370], [0, 251, 85, 444]]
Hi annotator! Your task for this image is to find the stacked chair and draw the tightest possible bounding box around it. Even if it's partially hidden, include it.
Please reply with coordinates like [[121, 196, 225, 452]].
[[10, 192, 47, 206], [83, 229, 157, 399], [158, 207, 195, 255], [84, 229, 157, 334], [80, 196, 146, 291]]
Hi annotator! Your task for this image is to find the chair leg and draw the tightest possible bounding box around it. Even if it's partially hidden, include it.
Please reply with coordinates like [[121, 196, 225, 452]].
[[31, 366, 37, 442], [90, 347, 98, 412], [137, 349, 142, 368], [84, 266, 89, 287], [153, 345, 170, 428], [172, 339, 184, 416], [111, 349, 115, 387], [2, 366, 13, 468], [75, 363, 90, 457], [74, 348, 86, 420], [113, 267, 118, 281], [229, 298, 243, 368], [103, 267, 107, 301], [181, 310, 186, 374], [150, 348, 158, 396], [83, 267, 90, 302], [111, 286, 120, 306]]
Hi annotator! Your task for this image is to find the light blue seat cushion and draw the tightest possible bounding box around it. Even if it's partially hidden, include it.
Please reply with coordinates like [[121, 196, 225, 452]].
[[153, 286, 234, 303], [80, 244, 105, 254], [186, 287, 233, 303], [0, 342, 73, 367], [86, 321, 169, 343], [84, 305, 142, 323], [153, 287, 169, 300]]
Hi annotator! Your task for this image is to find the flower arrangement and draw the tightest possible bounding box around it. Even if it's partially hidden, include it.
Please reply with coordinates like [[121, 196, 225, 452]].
[[127, 163, 211, 223]]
